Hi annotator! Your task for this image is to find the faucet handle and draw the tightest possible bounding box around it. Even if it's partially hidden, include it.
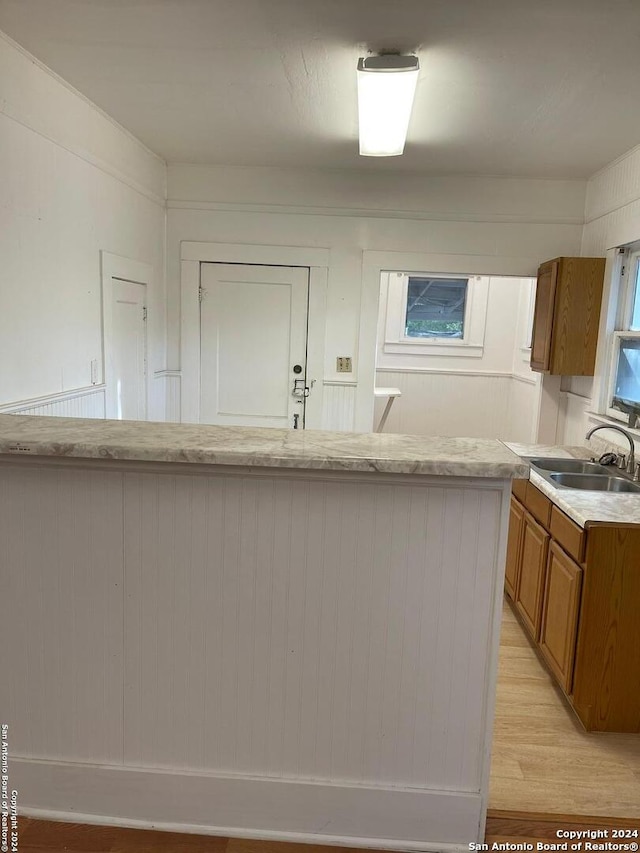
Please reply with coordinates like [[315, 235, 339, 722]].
[[616, 454, 627, 470], [598, 452, 619, 466]]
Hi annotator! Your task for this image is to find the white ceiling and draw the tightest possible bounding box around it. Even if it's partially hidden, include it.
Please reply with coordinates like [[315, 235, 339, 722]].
[[1, 0, 640, 178]]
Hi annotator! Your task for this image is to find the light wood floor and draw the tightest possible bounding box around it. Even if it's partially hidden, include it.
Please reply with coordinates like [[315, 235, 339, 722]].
[[490, 599, 640, 817], [14, 812, 640, 852]]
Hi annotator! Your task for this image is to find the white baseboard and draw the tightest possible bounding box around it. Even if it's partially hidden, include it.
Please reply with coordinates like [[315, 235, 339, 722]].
[[12, 758, 482, 851]]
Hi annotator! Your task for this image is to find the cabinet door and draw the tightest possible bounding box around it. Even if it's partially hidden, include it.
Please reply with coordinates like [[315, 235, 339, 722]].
[[515, 511, 550, 640], [530, 261, 558, 372], [539, 541, 583, 694], [505, 497, 525, 600]]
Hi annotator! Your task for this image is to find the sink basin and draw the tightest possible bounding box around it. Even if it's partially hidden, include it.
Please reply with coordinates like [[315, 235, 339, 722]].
[[530, 458, 614, 476], [549, 473, 640, 493]]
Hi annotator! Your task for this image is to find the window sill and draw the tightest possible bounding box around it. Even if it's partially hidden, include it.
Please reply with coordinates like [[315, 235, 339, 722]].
[[585, 411, 640, 440], [383, 341, 484, 358]]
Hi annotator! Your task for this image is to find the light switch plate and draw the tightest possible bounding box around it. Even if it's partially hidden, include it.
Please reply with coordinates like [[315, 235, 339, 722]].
[[336, 356, 352, 373]]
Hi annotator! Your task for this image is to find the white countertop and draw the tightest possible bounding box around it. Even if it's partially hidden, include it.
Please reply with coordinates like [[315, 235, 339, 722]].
[[504, 442, 640, 527], [0, 414, 529, 478]]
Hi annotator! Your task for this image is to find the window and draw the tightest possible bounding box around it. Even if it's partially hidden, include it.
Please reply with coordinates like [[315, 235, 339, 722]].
[[404, 277, 467, 339], [606, 250, 640, 423], [381, 271, 489, 358]]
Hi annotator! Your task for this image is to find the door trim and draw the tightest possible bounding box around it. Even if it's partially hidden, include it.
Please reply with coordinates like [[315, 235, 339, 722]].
[[101, 252, 152, 420], [180, 242, 328, 428]]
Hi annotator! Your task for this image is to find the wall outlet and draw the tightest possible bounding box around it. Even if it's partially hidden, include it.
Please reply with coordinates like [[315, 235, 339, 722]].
[[336, 356, 352, 373], [90, 359, 98, 385]]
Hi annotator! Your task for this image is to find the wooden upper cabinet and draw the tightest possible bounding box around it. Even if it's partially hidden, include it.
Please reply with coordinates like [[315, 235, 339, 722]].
[[530, 256, 606, 375]]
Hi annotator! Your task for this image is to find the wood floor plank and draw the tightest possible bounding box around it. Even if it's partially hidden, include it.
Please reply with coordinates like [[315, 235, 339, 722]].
[[19, 820, 230, 853], [486, 808, 640, 837], [489, 599, 640, 818]]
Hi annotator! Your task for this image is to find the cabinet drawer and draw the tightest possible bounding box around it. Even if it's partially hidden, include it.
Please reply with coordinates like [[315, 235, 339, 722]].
[[524, 481, 552, 528], [512, 478, 528, 502], [550, 506, 586, 563]]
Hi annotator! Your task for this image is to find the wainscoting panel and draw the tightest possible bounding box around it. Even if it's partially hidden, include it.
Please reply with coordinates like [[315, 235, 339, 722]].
[[0, 464, 124, 762], [321, 381, 356, 431], [559, 392, 592, 446], [122, 470, 500, 793], [4, 460, 508, 845], [154, 370, 182, 422], [374, 370, 541, 443], [0, 385, 106, 418], [374, 370, 511, 438], [504, 376, 541, 444]]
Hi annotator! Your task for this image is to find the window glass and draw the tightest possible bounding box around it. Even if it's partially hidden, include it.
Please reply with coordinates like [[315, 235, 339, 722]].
[[405, 277, 468, 339], [614, 338, 640, 406]]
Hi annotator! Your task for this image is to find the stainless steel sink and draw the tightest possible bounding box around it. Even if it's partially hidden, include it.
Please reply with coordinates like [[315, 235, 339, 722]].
[[529, 457, 614, 475], [548, 472, 640, 493]]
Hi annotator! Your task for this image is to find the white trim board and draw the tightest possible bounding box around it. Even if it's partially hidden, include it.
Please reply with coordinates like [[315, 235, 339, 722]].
[[180, 243, 328, 428], [168, 199, 584, 226], [12, 759, 483, 850], [180, 241, 329, 267]]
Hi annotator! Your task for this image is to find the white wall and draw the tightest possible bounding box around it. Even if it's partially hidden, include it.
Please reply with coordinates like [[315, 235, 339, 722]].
[[0, 32, 167, 418], [373, 275, 541, 441], [167, 164, 585, 431], [556, 143, 640, 451]]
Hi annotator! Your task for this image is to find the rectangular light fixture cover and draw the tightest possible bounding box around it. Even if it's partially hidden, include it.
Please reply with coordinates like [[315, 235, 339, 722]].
[[357, 55, 419, 157]]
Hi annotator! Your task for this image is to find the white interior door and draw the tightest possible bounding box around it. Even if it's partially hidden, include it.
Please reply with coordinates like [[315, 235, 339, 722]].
[[105, 278, 147, 420], [200, 263, 309, 428]]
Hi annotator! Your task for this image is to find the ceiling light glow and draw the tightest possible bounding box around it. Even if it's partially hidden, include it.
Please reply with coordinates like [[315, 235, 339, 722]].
[[357, 55, 419, 157]]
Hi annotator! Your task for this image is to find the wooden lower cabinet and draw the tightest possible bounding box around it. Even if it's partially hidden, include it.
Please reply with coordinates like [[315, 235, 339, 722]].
[[514, 511, 549, 641], [504, 497, 524, 600], [539, 541, 583, 693], [505, 481, 640, 733]]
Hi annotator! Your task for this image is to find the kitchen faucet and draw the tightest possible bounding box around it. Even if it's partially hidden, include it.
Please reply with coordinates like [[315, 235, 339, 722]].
[[585, 424, 636, 477]]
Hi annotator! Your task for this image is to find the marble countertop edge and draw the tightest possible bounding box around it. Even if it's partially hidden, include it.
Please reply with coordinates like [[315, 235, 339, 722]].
[[0, 415, 529, 479]]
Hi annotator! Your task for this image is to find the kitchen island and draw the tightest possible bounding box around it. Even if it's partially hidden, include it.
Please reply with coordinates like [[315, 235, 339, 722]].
[[0, 415, 528, 851]]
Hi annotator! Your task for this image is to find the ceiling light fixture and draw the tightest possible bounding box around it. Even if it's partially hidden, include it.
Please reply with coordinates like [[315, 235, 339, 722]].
[[357, 54, 419, 157]]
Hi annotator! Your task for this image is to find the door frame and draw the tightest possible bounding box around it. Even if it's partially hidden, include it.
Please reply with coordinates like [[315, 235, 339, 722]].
[[180, 242, 329, 428], [101, 251, 153, 420]]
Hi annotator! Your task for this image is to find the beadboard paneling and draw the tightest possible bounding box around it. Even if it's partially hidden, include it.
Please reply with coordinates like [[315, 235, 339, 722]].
[[122, 469, 501, 793], [559, 392, 592, 447], [0, 385, 106, 418], [504, 376, 540, 444], [0, 464, 124, 762], [321, 381, 356, 431], [154, 371, 181, 422], [583, 145, 640, 254], [374, 370, 510, 438]]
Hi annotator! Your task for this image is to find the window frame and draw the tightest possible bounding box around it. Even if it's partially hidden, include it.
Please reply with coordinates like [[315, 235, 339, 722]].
[[605, 249, 640, 423], [382, 271, 490, 358]]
